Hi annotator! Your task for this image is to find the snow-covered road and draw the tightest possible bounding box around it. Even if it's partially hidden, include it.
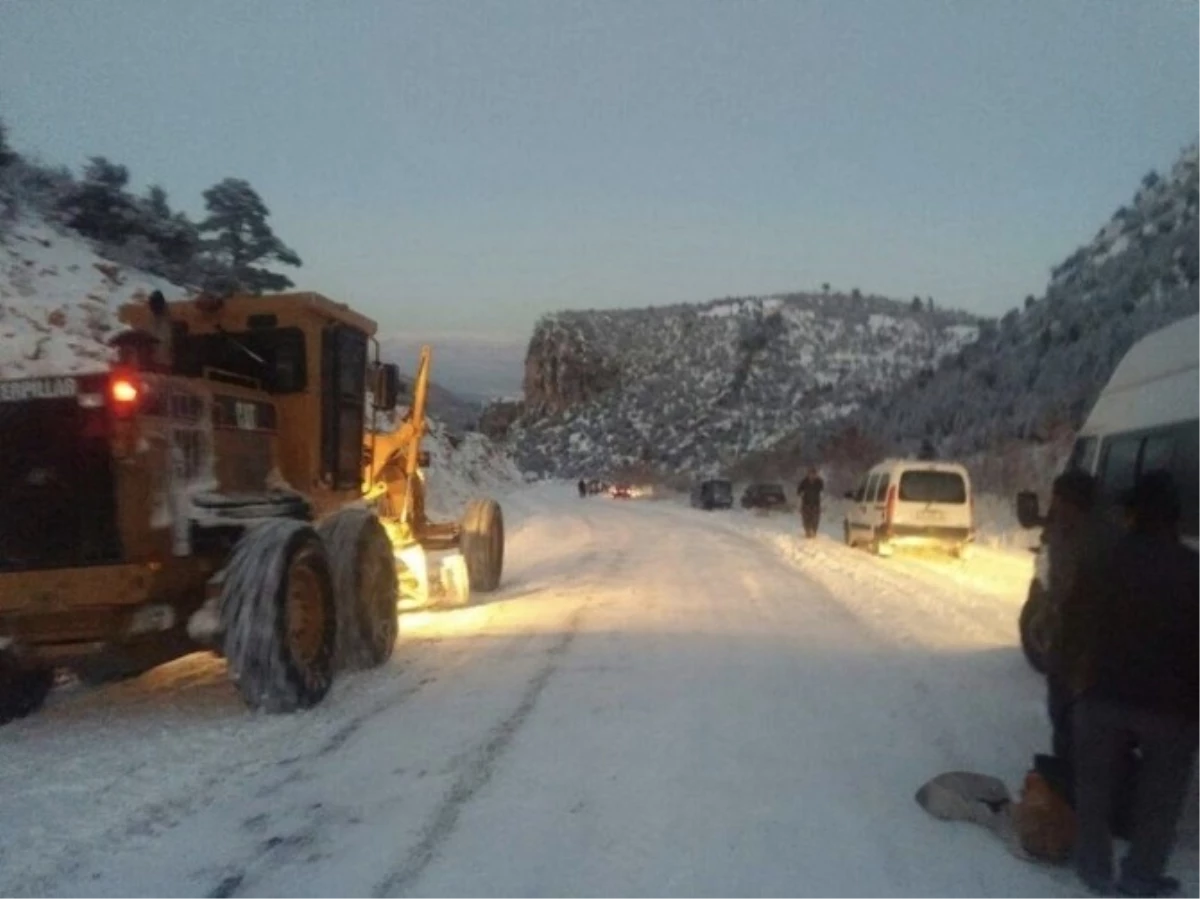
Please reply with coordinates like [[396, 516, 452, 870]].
[[2, 485, 1196, 897]]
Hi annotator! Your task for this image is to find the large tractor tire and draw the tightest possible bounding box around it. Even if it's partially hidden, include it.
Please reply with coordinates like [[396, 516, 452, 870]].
[[1019, 581, 1053, 675], [317, 508, 399, 671], [220, 520, 337, 713], [461, 498, 504, 594], [0, 654, 54, 725]]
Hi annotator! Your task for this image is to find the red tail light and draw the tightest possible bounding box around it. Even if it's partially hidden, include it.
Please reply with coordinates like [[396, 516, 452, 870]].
[[110, 375, 141, 417], [885, 484, 897, 525]]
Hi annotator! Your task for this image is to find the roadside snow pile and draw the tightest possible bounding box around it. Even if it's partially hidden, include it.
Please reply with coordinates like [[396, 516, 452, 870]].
[[0, 214, 182, 379], [421, 420, 522, 520]]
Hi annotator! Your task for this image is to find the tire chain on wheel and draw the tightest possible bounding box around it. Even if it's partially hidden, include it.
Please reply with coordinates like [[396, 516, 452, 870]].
[[317, 507, 399, 671], [221, 519, 336, 713]]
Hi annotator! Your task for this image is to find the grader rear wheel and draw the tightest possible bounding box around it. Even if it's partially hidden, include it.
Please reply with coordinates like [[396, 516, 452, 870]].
[[0, 654, 54, 726], [221, 520, 337, 713], [461, 498, 504, 594], [318, 508, 399, 670]]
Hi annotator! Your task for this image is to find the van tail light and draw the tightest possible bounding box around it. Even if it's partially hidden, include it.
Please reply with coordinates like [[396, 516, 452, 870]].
[[885, 484, 897, 528]]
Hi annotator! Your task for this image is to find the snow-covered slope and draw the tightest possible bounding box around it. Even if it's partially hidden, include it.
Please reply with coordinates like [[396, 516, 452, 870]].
[[0, 216, 182, 378], [511, 292, 981, 477], [420, 419, 522, 519], [851, 145, 1198, 461]]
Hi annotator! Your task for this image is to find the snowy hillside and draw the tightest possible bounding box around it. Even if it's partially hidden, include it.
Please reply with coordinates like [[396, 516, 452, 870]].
[[0, 216, 182, 378], [853, 145, 1198, 461], [511, 292, 980, 477]]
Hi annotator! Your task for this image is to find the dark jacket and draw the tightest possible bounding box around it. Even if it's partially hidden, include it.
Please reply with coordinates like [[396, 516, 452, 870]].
[[797, 476, 824, 509], [1062, 525, 1198, 719], [1043, 507, 1093, 678]]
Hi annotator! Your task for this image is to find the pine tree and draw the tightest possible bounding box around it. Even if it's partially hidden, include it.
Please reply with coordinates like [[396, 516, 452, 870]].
[[197, 178, 301, 293], [58, 156, 139, 242]]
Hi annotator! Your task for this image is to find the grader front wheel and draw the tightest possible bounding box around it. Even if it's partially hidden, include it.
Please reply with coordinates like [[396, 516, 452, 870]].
[[461, 498, 504, 593]]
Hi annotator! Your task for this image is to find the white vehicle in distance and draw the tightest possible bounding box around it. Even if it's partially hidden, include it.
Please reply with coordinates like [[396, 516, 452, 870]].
[[1015, 312, 1199, 673], [843, 459, 974, 558]]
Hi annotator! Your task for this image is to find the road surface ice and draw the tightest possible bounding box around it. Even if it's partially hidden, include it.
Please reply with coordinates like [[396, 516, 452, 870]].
[[1, 485, 1196, 897]]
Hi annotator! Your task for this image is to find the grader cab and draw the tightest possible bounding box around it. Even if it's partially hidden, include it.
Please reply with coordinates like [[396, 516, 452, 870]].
[[0, 291, 504, 724]]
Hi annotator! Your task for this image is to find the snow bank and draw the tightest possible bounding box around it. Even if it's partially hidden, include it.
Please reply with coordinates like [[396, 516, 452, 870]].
[[421, 421, 522, 520], [0, 216, 182, 379]]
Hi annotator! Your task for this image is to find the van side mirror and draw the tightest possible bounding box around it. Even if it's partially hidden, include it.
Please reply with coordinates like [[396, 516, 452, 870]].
[[1016, 490, 1044, 529], [372, 363, 403, 410]]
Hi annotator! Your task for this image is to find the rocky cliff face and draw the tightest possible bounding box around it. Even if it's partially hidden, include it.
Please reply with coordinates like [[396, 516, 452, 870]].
[[523, 317, 620, 416], [511, 292, 981, 477]]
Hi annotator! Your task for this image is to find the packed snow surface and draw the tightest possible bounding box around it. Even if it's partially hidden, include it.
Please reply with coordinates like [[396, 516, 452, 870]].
[[1, 486, 1195, 897]]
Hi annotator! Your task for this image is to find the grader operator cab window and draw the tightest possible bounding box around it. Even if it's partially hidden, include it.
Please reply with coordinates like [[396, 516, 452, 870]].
[[321, 325, 369, 490], [174, 327, 307, 393]]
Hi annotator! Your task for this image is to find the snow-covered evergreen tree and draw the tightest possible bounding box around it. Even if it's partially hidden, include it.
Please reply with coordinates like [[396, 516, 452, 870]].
[[196, 178, 301, 294]]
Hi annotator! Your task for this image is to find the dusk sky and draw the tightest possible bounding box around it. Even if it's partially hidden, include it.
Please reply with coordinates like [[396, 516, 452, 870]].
[[2, 0, 1196, 345]]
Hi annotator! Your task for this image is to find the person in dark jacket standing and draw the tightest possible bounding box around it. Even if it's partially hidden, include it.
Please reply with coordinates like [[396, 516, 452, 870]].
[[577, 478, 587, 499], [1065, 471, 1199, 897], [1044, 469, 1099, 767], [797, 467, 824, 538]]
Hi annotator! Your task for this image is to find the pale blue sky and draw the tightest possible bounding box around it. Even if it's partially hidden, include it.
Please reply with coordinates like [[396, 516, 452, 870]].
[[1, 0, 1196, 341]]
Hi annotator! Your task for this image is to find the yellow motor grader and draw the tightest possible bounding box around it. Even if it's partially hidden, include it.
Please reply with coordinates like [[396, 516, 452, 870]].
[[0, 291, 504, 723]]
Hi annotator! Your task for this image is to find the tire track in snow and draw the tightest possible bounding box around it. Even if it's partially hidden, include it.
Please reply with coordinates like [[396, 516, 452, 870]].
[[372, 605, 588, 897], [198, 496, 618, 899]]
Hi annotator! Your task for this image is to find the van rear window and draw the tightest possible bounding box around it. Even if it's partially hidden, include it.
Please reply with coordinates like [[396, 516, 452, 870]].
[[898, 471, 967, 504]]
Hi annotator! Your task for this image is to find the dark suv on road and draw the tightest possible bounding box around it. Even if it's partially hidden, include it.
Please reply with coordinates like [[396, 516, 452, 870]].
[[741, 483, 788, 510], [690, 479, 733, 510]]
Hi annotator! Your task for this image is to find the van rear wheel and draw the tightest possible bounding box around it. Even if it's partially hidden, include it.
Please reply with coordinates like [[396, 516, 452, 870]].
[[1019, 581, 1053, 674]]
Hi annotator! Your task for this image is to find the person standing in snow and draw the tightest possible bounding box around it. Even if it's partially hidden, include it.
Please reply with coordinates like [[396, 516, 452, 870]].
[[796, 467, 824, 538], [1064, 471, 1198, 897], [1043, 469, 1099, 766], [577, 478, 587, 499]]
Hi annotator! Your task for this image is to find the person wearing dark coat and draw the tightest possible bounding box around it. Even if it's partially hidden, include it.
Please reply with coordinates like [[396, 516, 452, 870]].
[[796, 467, 824, 538], [1064, 471, 1199, 897], [1043, 470, 1099, 767], [577, 479, 587, 499]]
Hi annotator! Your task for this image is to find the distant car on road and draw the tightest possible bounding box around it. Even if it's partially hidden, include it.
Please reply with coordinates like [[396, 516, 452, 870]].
[[741, 483, 788, 510], [610, 483, 633, 499], [690, 479, 733, 510]]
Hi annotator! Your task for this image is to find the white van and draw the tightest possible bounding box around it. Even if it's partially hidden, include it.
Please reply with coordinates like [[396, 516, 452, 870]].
[[843, 459, 974, 557], [1016, 313, 1199, 671]]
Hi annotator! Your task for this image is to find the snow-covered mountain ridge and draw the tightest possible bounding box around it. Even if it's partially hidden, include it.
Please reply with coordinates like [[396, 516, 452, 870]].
[[833, 144, 1199, 465], [508, 291, 981, 477]]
